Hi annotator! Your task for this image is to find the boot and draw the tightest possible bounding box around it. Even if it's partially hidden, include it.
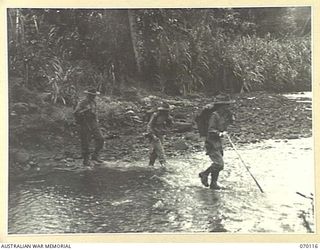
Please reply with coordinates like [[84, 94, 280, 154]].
[[160, 160, 168, 169], [199, 172, 209, 187], [149, 150, 157, 167], [149, 158, 156, 166], [91, 153, 104, 163], [210, 170, 222, 190]]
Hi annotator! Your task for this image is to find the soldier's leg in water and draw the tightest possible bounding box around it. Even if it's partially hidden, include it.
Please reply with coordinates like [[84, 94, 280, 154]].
[[209, 150, 224, 189], [155, 136, 167, 167], [91, 124, 104, 162], [199, 140, 216, 187], [199, 161, 213, 187], [80, 125, 91, 166], [149, 140, 158, 166]]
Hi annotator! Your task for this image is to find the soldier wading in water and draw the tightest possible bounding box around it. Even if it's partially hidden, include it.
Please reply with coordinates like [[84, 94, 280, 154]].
[[197, 95, 235, 189], [74, 88, 104, 167], [147, 102, 173, 168]]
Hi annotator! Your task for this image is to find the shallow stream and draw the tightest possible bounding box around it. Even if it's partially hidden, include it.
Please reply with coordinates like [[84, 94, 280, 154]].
[[8, 137, 314, 234]]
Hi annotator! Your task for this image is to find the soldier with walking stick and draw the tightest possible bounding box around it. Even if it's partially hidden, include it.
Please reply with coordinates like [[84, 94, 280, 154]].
[[197, 95, 235, 189]]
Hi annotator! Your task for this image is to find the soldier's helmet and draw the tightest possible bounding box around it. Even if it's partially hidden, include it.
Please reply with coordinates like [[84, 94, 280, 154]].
[[84, 88, 100, 96], [158, 102, 170, 111]]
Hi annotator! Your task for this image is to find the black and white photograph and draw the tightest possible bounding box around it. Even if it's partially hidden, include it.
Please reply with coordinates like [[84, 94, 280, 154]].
[[6, 6, 315, 236]]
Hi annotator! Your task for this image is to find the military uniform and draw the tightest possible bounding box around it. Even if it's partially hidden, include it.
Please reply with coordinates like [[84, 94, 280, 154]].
[[74, 90, 104, 165], [205, 111, 227, 170], [147, 103, 173, 166], [199, 96, 235, 189]]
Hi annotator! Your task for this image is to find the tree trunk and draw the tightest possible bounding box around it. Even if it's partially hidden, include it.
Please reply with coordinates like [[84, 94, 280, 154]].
[[7, 9, 16, 43], [15, 9, 20, 43], [127, 10, 143, 75]]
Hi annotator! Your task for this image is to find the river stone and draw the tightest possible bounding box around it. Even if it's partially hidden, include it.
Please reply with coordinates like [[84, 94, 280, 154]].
[[23, 164, 31, 171], [14, 151, 30, 163], [173, 140, 189, 150], [174, 121, 193, 133], [184, 132, 200, 141], [42, 162, 56, 168], [153, 200, 165, 209], [287, 135, 299, 139], [174, 113, 186, 119], [12, 102, 29, 114]]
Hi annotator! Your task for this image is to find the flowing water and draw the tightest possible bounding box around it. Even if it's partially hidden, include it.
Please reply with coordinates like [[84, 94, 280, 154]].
[[8, 92, 314, 234], [8, 137, 314, 234]]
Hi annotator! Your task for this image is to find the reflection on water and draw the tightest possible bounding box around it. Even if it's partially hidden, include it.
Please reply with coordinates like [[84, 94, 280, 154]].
[[283, 92, 312, 100], [8, 138, 314, 234]]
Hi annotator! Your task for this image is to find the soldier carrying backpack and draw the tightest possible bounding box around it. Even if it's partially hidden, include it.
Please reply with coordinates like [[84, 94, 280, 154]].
[[196, 95, 235, 189]]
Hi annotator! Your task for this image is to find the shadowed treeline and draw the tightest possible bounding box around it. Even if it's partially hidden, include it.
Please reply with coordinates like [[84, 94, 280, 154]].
[[8, 7, 311, 103]]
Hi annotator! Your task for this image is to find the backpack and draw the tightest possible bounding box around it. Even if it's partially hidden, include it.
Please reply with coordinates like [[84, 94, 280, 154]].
[[195, 107, 213, 137]]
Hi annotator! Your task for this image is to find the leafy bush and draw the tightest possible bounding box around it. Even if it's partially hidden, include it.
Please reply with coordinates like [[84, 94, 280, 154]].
[[226, 35, 311, 92], [8, 8, 311, 96]]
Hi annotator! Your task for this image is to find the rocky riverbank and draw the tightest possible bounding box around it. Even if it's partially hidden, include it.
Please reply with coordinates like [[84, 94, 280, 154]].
[[9, 90, 312, 180]]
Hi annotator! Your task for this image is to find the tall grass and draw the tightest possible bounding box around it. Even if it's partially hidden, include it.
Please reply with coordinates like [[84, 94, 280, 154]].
[[226, 35, 311, 92]]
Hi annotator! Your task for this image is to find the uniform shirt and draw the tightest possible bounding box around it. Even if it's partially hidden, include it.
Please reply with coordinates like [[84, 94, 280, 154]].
[[207, 111, 227, 135], [205, 111, 229, 154], [74, 97, 98, 121], [147, 112, 173, 136]]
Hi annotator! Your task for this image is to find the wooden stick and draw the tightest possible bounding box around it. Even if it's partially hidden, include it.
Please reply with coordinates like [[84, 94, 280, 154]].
[[226, 134, 264, 193]]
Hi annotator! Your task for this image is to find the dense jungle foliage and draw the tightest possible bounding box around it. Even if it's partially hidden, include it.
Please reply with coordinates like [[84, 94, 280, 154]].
[[8, 7, 311, 105]]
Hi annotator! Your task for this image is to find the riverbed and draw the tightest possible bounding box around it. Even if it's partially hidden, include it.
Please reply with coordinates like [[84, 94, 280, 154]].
[[8, 136, 314, 234]]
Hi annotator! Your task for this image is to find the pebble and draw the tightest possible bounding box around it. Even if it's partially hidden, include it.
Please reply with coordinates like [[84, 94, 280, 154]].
[[153, 200, 165, 209]]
